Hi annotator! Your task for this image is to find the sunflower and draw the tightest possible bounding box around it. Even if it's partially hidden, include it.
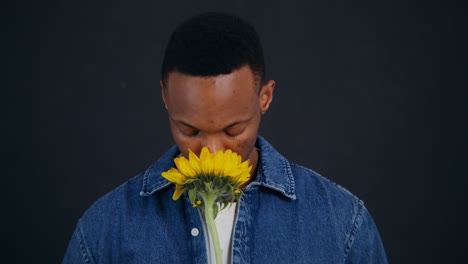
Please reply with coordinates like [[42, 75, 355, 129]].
[[161, 147, 252, 202], [161, 147, 252, 264]]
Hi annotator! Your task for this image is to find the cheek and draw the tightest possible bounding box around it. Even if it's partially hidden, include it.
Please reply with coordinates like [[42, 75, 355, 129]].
[[169, 122, 201, 155], [171, 134, 200, 157], [225, 123, 261, 158], [232, 135, 257, 160]]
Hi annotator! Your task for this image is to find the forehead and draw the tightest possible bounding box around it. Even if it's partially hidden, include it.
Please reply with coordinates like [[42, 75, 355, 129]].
[[164, 66, 259, 127], [165, 65, 257, 93]]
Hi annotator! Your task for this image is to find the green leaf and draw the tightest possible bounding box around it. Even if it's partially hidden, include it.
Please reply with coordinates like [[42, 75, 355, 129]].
[[188, 189, 196, 204]]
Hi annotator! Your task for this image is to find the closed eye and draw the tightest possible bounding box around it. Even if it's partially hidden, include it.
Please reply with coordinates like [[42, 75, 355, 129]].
[[177, 122, 200, 137], [225, 124, 245, 137], [183, 129, 200, 137]]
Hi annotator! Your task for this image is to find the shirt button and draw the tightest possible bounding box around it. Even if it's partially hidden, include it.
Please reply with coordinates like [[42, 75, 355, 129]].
[[191, 228, 199, 237]]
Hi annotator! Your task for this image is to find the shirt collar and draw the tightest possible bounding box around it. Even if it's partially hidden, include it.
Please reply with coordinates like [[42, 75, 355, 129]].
[[253, 136, 296, 200], [139, 146, 179, 196], [140, 136, 296, 200]]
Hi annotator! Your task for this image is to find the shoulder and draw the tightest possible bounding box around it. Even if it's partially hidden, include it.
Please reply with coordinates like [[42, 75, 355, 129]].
[[76, 174, 143, 234], [82, 174, 143, 219], [64, 174, 145, 262], [289, 162, 364, 238], [288, 162, 387, 261], [289, 162, 361, 206], [256, 136, 362, 211], [79, 146, 178, 224]]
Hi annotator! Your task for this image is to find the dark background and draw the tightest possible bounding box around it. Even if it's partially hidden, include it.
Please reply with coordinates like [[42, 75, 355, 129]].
[[4, 0, 466, 263]]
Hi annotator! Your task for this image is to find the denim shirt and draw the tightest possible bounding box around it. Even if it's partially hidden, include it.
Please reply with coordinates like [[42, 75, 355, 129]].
[[63, 136, 387, 263]]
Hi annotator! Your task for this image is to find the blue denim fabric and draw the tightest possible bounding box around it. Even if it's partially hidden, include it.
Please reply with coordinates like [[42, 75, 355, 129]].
[[63, 136, 387, 263]]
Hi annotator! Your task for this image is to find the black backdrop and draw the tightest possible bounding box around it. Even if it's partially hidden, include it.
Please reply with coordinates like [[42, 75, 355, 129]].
[[5, 0, 467, 263]]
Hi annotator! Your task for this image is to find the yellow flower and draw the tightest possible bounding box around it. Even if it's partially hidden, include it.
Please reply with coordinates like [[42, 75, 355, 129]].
[[161, 147, 252, 200], [162, 147, 252, 264]]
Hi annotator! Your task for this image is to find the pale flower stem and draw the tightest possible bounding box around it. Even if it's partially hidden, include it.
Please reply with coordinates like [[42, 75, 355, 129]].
[[202, 192, 223, 264]]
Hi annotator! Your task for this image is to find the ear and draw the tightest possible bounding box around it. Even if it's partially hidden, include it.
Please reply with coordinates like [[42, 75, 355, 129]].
[[259, 80, 275, 114], [160, 80, 168, 109]]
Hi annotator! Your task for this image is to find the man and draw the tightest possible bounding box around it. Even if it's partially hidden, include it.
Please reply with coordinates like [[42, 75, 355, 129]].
[[63, 12, 387, 263]]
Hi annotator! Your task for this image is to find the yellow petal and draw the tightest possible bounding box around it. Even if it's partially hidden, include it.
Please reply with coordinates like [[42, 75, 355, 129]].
[[161, 168, 187, 185], [172, 185, 184, 200], [213, 150, 225, 175], [163, 147, 252, 192], [228, 159, 251, 185], [231, 153, 239, 168], [238, 170, 251, 184], [200, 147, 212, 160], [239, 160, 250, 171], [188, 150, 201, 175], [224, 149, 233, 157], [222, 150, 234, 173], [174, 156, 196, 177], [199, 147, 214, 175], [247, 164, 252, 174], [201, 156, 214, 175]]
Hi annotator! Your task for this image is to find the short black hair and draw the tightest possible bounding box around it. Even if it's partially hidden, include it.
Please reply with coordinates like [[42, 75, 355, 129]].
[[161, 12, 265, 86]]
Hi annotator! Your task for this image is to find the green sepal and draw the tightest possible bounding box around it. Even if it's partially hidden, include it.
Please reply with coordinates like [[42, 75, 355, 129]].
[[204, 181, 213, 191], [184, 178, 197, 184], [220, 201, 228, 211]]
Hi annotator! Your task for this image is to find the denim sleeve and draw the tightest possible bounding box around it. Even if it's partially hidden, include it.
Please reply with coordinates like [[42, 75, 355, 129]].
[[62, 223, 94, 264], [345, 205, 388, 264]]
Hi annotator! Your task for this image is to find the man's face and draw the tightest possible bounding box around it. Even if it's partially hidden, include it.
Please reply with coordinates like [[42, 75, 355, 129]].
[[161, 65, 274, 171]]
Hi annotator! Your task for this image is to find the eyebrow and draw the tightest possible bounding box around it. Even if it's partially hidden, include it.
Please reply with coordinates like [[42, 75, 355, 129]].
[[173, 118, 251, 130]]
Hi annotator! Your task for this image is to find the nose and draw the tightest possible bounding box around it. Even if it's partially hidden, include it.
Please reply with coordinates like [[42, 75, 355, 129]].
[[205, 137, 225, 154]]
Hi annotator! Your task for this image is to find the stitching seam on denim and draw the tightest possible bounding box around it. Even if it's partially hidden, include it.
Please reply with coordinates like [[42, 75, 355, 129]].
[[77, 223, 95, 264], [343, 199, 364, 261], [141, 169, 150, 194], [282, 158, 296, 198]]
